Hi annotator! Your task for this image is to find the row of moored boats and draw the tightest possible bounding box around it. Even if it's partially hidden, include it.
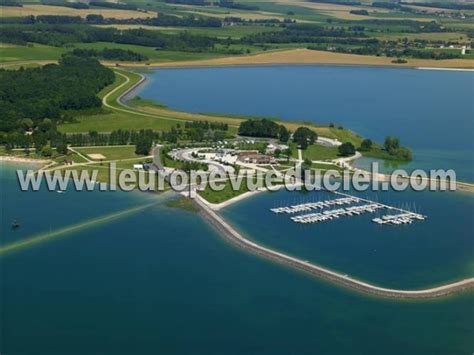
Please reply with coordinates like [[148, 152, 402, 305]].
[[290, 203, 384, 224], [372, 213, 426, 225], [270, 197, 361, 214]]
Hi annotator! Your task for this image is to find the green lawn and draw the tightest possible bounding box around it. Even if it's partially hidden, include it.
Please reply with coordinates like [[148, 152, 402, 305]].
[[198, 179, 250, 204], [74, 146, 144, 161], [112, 24, 282, 39], [329, 127, 364, 146], [59, 109, 180, 133], [291, 143, 340, 161], [0, 43, 65, 63], [310, 162, 343, 172], [59, 70, 182, 133]]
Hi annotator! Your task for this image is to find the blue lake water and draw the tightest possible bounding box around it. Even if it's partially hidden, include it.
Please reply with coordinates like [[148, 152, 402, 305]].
[[222, 188, 474, 289], [1, 162, 474, 354], [137, 65, 474, 181]]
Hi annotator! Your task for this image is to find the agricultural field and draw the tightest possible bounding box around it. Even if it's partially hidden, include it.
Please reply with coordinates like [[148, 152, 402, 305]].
[[0, 4, 156, 19], [0, 42, 229, 64]]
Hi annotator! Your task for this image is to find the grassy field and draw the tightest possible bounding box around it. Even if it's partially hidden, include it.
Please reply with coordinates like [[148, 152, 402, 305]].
[[58, 109, 180, 133], [0, 4, 155, 19], [371, 31, 469, 42], [310, 162, 343, 172], [0, 42, 228, 64], [73, 146, 144, 161], [94, 24, 280, 39], [0, 43, 64, 63], [295, 144, 341, 161], [198, 179, 250, 204], [55, 152, 89, 164]]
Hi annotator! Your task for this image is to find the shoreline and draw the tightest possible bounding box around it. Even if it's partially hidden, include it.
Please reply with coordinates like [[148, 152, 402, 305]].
[[143, 62, 474, 72], [0, 155, 51, 166], [194, 194, 474, 299], [117, 49, 474, 70]]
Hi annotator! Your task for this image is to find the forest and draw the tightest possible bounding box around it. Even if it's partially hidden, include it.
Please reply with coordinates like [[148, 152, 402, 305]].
[[0, 54, 114, 132]]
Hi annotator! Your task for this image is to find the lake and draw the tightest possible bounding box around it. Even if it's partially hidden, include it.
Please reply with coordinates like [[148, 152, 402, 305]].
[[136, 65, 474, 181], [1, 162, 473, 354]]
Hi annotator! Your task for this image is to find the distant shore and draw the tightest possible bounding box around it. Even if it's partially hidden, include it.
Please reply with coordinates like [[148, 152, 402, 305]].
[[118, 48, 474, 70], [3, 49, 473, 71]]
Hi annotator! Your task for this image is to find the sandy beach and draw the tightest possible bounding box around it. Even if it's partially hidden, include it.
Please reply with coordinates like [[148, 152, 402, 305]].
[[0, 155, 51, 166]]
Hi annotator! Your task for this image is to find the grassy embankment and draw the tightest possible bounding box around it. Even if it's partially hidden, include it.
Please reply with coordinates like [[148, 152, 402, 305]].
[[198, 179, 251, 204]]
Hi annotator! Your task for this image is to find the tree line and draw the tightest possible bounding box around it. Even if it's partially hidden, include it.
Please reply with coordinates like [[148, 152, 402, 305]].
[[0, 24, 218, 51], [238, 119, 289, 142], [71, 48, 148, 62], [0, 13, 223, 28]]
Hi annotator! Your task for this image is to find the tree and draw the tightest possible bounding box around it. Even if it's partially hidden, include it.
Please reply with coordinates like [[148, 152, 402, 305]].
[[38, 118, 52, 132], [384, 136, 400, 152], [18, 118, 34, 130], [391, 147, 412, 161], [302, 158, 312, 170], [238, 118, 280, 138], [301, 158, 312, 181], [33, 131, 47, 152], [293, 127, 317, 150], [135, 137, 152, 155], [56, 140, 68, 155], [40, 144, 53, 157], [360, 139, 373, 151], [24, 144, 30, 156], [338, 142, 355, 157], [285, 147, 292, 162], [278, 125, 290, 143]]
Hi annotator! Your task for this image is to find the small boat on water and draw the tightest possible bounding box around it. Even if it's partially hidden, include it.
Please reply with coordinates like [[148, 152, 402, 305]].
[[11, 220, 20, 229]]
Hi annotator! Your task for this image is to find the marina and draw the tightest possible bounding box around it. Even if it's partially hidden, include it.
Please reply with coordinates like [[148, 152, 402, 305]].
[[270, 193, 426, 226]]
